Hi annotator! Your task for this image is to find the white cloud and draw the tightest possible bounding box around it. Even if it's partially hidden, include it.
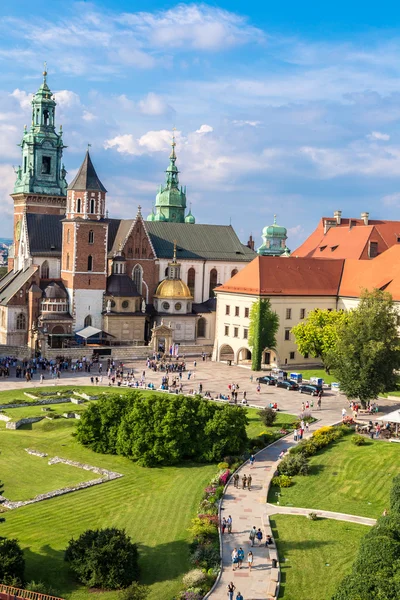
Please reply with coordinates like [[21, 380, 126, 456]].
[[138, 92, 170, 115], [367, 131, 390, 141], [10, 88, 32, 109], [104, 129, 176, 155], [82, 110, 96, 121], [233, 120, 261, 127], [54, 90, 80, 107], [196, 124, 213, 134], [0, 164, 17, 216]]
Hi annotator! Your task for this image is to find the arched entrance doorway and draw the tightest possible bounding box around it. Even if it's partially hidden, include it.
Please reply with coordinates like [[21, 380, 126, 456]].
[[219, 344, 234, 363], [50, 325, 65, 349], [262, 349, 278, 367], [237, 347, 252, 365]]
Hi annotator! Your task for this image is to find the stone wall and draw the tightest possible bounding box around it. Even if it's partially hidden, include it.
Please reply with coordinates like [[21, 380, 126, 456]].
[[6, 416, 44, 429], [0, 345, 33, 360]]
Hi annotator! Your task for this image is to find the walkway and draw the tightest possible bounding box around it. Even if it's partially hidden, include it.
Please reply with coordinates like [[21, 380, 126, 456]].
[[208, 409, 373, 600], [265, 504, 376, 527]]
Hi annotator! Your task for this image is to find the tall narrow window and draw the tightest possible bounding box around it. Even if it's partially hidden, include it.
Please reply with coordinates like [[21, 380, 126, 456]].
[[87, 255, 93, 271], [132, 264, 143, 294], [77, 198, 81, 213], [197, 317, 206, 338], [84, 315, 92, 327], [90, 199, 95, 213], [209, 268, 218, 298], [41, 156, 51, 174], [41, 260, 49, 279], [66, 253, 70, 270], [187, 267, 196, 296], [16, 313, 26, 330], [67, 229, 70, 244], [24, 156, 27, 173], [88, 230, 94, 244]]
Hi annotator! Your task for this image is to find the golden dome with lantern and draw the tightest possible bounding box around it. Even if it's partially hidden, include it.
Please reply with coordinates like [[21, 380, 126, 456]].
[[154, 241, 193, 300]]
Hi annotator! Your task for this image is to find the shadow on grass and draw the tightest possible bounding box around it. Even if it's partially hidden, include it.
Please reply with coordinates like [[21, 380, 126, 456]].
[[138, 540, 191, 584], [24, 545, 81, 596]]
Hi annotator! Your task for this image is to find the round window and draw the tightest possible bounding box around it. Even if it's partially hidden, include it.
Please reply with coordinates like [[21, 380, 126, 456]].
[[162, 301, 170, 310], [122, 300, 129, 309], [111, 300, 116, 308], [175, 302, 182, 311]]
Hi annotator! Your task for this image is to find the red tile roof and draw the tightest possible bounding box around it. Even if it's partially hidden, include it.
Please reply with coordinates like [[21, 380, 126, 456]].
[[294, 217, 400, 260], [217, 256, 345, 296]]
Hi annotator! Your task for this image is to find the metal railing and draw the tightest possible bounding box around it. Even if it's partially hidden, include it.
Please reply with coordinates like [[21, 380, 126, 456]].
[[0, 584, 64, 600]]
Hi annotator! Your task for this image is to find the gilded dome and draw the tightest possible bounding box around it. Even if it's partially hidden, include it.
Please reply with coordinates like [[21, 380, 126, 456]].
[[155, 279, 193, 299]]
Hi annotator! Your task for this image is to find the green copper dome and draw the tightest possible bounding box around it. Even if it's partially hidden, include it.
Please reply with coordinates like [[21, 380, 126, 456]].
[[154, 211, 167, 222], [151, 134, 187, 223], [185, 209, 195, 224], [147, 207, 156, 221], [262, 215, 287, 238]]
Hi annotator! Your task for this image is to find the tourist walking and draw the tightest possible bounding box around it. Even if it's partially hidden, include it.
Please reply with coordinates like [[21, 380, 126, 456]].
[[317, 396, 322, 410], [247, 550, 253, 571], [233, 473, 239, 488], [249, 454, 255, 468], [249, 526, 257, 547], [231, 549, 238, 571], [247, 475, 252, 491], [227, 515, 233, 533], [256, 528, 263, 545], [342, 407, 347, 421], [237, 547, 244, 569], [236, 592, 244, 600], [221, 517, 227, 534], [242, 474, 247, 489], [227, 581, 236, 599], [293, 428, 298, 442]]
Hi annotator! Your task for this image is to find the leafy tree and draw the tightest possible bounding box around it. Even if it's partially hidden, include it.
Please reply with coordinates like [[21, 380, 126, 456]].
[[258, 407, 277, 427], [291, 308, 347, 373], [248, 299, 279, 371], [65, 528, 139, 590], [0, 537, 25, 585], [330, 290, 400, 405]]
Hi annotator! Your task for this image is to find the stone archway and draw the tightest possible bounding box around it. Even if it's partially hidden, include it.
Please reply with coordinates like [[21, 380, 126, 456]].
[[236, 347, 252, 365], [262, 349, 279, 367], [219, 344, 235, 363]]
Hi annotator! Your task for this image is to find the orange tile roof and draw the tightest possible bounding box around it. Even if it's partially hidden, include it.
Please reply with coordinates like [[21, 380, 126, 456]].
[[217, 255, 345, 296], [339, 244, 400, 301], [294, 217, 400, 260]]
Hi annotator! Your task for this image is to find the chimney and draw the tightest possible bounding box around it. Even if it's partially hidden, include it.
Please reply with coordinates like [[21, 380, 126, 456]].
[[247, 235, 255, 251], [333, 210, 342, 225], [361, 212, 369, 226]]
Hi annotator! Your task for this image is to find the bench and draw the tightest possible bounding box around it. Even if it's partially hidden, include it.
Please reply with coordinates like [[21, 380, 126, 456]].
[[267, 581, 277, 597], [390, 438, 400, 443]]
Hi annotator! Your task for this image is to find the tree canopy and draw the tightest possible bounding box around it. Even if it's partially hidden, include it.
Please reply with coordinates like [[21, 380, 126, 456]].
[[65, 528, 139, 590], [248, 299, 279, 371], [76, 392, 249, 467], [330, 289, 400, 404], [291, 308, 347, 372]]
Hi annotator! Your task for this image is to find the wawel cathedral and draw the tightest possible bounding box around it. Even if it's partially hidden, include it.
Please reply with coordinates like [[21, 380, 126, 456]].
[[0, 69, 276, 356]]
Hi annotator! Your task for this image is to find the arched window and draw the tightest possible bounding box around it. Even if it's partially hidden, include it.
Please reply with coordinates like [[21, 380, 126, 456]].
[[41, 260, 49, 279], [187, 267, 196, 296], [197, 317, 206, 338], [84, 315, 92, 327], [87, 255, 93, 271], [90, 199, 95, 214], [66, 253, 70, 270], [132, 264, 143, 294], [231, 268, 238, 277], [165, 267, 169, 277], [16, 313, 26, 330], [88, 230, 94, 244], [77, 198, 81, 213], [209, 268, 218, 298]]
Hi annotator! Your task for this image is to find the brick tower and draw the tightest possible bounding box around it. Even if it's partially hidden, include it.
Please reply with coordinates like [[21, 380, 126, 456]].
[[61, 150, 108, 331]]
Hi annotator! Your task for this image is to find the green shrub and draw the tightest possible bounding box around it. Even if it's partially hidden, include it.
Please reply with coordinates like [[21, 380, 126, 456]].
[[188, 518, 218, 543], [25, 582, 58, 596], [390, 474, 400, 515], [64, 528, 139, 589], [351, 434, 366, 446], [258, 407, 277, 427], [217, 462, 229, 470], [214, 486, 224, 500], [277, 453, 309, 477], [308, 512, 318, 520], [189, 542, 220, 570], [271, 475, 292, 488], [249, 437, 265, 450], [0, 537, 25, 586], [182, 569, 207, 588], [119, 582, 149, 600]]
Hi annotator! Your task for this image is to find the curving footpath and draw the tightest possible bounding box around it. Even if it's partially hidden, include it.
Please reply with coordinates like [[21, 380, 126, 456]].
[[208, 407, 373, 600]]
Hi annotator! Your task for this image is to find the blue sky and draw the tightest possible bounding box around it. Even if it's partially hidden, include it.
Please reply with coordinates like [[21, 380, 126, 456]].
[[2, 1, 400, 247]]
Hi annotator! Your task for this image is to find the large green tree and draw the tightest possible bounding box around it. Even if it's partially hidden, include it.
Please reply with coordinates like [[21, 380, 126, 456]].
[[291, 308, 347, 372], [330, 289, 400, 405], [248, 299, 279, 371]]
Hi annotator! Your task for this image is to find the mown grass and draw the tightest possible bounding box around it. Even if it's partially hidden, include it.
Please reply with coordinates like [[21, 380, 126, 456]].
[[246, 409, 297, 439], [297, 369, 337, 384], [268, 434, 400, 518], [271, 515, 368, 600]]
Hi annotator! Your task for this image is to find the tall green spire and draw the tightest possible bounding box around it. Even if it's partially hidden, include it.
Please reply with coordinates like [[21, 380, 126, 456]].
[[148, 131, 195, 223], [13, 64, 67, 196]]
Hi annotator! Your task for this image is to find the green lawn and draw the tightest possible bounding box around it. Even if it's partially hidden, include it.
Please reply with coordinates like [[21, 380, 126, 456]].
[[270, 515, 368, 600], [0, 418, 215, 600], [268, 434, 400, 518], [0, 386, 272, 600], [246, 409, 296, 439], [297, 369, 337, 385]]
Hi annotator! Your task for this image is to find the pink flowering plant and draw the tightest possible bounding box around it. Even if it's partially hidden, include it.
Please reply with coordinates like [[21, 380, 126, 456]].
[[219, 469, 231, 486]]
